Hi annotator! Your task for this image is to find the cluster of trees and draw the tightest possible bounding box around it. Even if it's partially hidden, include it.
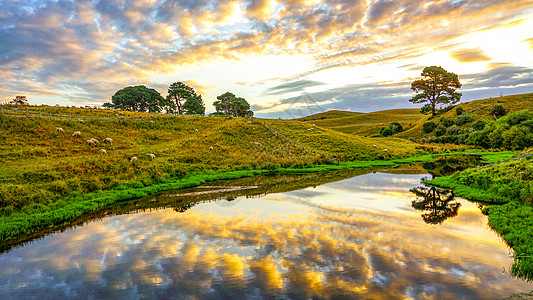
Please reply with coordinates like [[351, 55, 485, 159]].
[[422, 107, 533, 150], [4, 96, 29, 106], [104, 82, 253, 117]]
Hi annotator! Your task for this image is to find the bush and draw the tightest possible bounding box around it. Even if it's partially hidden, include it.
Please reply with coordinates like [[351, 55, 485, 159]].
[[389, 122, 404, 134], [440, 117, 454, 127], [456, 114, 473, 126], [471, 120, 486, 131], [446, 125, 462, 135], [492, 104, 506, 118], [422, 121, 437, 133], [455, 106, 463, 115], [435, 125, 446, 137], [380, 127, 393, 137]]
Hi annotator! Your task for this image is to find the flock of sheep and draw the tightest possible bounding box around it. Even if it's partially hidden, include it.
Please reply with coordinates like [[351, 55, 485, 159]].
[[55, 127, 155, 163]]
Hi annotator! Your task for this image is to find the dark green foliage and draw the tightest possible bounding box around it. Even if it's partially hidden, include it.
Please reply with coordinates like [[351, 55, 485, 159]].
[[380, 127, 393, 137], [166, 82, 205, 115], [422, 121, 437, 133], [380, 122, 403, 136], [440, 117, 454, 127], [111, 86, 165, 112], [466, 110, 533, 150], [455, 106, 463, 115], [446, 125, 462, 135], [492, 104, 506, 118], [434, 125, 446, 137], [455, 114, 472, 126], [471, 120, 486, 131], [409, 66, 462, 116], [213, 92, 253, 117]]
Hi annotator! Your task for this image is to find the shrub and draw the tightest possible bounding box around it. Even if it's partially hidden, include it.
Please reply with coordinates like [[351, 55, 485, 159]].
[[455, 106, 463, 115], [446, 125, 462, 135], [422, 121, 437, 133], [440, 117, 454, 127], [471, 120, 486, 131], [455, 114, 473, 126], [389, 122, 404, 134], [380, 127, 393, 137], [435, 125, 446, 137], [492, 104, 506, 118]]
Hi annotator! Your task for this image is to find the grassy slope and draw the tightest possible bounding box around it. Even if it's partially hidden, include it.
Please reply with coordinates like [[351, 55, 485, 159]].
[[397, 92, 533, 140], [297, 109, 425, 136], [428, 159, 533, 279]]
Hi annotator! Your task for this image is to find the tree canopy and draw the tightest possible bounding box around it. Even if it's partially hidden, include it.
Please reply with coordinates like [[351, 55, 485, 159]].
[[110, 85, 165, 112], [9, 96, 29, 106], [410, 66, 462, 116], [213, 92, 253, 117], [166, 82, 205, 115]]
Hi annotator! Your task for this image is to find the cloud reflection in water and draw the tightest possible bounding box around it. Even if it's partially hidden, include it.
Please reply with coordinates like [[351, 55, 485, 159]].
[[0, 172, 531, 299]]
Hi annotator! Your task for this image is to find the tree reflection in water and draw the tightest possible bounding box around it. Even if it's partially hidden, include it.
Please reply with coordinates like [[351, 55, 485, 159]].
[[410, 186, 461, 225]]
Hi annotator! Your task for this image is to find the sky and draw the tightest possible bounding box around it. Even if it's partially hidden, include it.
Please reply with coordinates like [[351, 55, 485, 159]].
[[0, 0, 532, 118]]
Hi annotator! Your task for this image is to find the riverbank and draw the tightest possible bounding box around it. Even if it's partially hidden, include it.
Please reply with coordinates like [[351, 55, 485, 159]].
[[428, 159, 533, 280], [0, 150, 516, 247]]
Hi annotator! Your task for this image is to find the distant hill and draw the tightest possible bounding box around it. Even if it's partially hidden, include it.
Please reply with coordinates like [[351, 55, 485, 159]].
[[297, 108, 425, 136]]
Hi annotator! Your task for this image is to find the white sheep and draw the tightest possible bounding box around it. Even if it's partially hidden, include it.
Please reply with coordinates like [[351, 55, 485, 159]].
[[89, 138, 100, 145], [130, 156, 138, 163], [56, 127, 64, 134], [103, 137, 113, 145], [373, 144, 377, 148], [72, 131, 81, 138], [209, 146, 213, 151], [195, 129, 199, 132], [100, 149, 107, 155], [253, 142, 262, 146], [86, 139, 96, 147], [312, 124, 316, 127], [246, 121, 252, 124], [147, 153, 156, 160], [383, 149, 388, 152]]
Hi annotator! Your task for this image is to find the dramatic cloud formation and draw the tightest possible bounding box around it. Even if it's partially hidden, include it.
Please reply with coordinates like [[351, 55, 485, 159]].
[[0, 0, 532, 115]]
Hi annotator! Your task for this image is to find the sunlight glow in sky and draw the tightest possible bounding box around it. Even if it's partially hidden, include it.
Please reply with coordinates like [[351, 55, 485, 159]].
[[0, 0, 532, 117]]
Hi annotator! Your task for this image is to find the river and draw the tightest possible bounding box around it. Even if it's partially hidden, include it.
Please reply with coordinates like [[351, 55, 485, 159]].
[[0, 167, 531, 299]]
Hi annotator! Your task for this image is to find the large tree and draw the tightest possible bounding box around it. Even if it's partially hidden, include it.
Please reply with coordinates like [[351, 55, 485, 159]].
[[166, 82, 197, 114], [9, 95, 28, 106], [182, 94, 206, 115], [213, 92, 253, 117], [409, 66, 462, 116], [111, 85, 165, 112]]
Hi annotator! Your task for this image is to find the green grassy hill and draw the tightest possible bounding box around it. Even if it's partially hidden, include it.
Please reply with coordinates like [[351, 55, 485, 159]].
[[297, 108, 425, 136], [0, 107, 428, 213], [396, 93, 533, 140]]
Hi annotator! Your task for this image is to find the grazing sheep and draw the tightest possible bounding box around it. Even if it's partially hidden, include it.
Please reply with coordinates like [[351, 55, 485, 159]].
[[147, 153, 156, 160], [195, 129, 199, 132], [253, 142, 262, 146], [209, 146, 213, 151], [56, 127, 64, 134], [246, 121, 252, 124], [100, 149, 107, 155], [308, 128, 314, 131], [383, 149, 388, 152], [86, 139, 96, 147], [72, 131, 81, 138], [373, 144, 377, 148], [103, 137, 113, 145], [89, 138, 100, 145], [130, 156, 138, 163], [312, 124, 316, 127]]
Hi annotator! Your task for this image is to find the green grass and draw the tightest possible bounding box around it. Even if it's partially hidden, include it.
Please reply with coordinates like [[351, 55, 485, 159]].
[[428, 159, 533, 280]]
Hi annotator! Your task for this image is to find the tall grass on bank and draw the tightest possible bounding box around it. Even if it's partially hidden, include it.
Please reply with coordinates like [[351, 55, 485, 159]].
[[428, 159, 533, 280]]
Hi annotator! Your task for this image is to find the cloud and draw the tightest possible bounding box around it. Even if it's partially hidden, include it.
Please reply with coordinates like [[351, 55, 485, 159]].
[[0, 0, 532, 107], [263, 80, 325, 95], [450, 48, 492, 62]]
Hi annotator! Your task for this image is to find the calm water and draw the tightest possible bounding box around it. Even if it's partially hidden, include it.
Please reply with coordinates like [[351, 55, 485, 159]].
[[0, 171, 532, 299]]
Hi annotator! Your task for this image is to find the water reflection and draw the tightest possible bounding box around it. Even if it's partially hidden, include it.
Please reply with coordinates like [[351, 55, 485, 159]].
[[0, 172, 531, 299], [411, 186, 461, 225]]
